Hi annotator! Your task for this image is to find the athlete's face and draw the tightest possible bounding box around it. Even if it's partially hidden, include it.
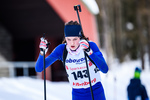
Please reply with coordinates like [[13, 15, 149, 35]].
[[65, 37, 80, 50]]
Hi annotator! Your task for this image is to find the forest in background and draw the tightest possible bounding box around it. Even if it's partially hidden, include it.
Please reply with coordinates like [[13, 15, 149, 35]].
[[95, 0, 150, 70]]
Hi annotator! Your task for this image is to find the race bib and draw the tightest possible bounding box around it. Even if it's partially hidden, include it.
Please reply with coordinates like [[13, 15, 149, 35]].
[[65, 50, 101, 89]]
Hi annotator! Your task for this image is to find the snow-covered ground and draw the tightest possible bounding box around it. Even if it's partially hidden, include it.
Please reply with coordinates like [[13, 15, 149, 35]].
[[0, 59, 149, 100], [102, 59, 150, 100]]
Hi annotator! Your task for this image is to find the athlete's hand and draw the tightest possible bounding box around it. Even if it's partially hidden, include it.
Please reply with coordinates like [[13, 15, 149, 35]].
[[79, 39, 93, 55], [79, 39, 89, 50], [39, 37, 49, 55]]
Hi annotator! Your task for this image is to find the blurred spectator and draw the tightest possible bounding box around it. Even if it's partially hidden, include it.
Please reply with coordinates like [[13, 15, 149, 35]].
[[127, 67, 149, 100]]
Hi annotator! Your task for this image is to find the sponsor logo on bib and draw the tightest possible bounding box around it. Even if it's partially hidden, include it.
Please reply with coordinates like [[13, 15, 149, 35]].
[[66, 58, 85, 64]]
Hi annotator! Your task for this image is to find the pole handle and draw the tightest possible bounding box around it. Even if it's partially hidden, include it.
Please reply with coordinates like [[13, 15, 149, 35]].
[[74, 5, 81, 12]]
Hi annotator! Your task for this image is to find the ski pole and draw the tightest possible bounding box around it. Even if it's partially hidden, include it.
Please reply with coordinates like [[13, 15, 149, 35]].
[[43, 33, 47, 100], [74, 5, 94, 100], [74, 5, 82, 30]]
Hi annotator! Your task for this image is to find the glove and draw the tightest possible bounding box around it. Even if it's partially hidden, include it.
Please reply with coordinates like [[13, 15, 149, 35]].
[[39, 37, 48, 55], [79, 39, 93, 55]]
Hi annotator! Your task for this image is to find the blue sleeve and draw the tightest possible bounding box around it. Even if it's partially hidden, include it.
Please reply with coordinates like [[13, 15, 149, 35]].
[[88, 42, 108, 73], [35, 44, 65, 72]]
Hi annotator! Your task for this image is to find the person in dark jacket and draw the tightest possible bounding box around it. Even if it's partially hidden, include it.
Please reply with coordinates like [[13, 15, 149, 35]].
[[127, 67, 149, 100]]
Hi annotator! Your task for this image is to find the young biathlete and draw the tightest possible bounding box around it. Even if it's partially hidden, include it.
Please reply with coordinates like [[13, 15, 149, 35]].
[[35, 21, 108, 100]]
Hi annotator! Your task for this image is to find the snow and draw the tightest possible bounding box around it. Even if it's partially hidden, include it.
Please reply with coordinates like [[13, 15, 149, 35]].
[[102, 59, 150, 100], [82, 0, 99, 15], [0, 59, 149, 100], [0, 77, 72, 100], [126, 22, 134, 30]]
